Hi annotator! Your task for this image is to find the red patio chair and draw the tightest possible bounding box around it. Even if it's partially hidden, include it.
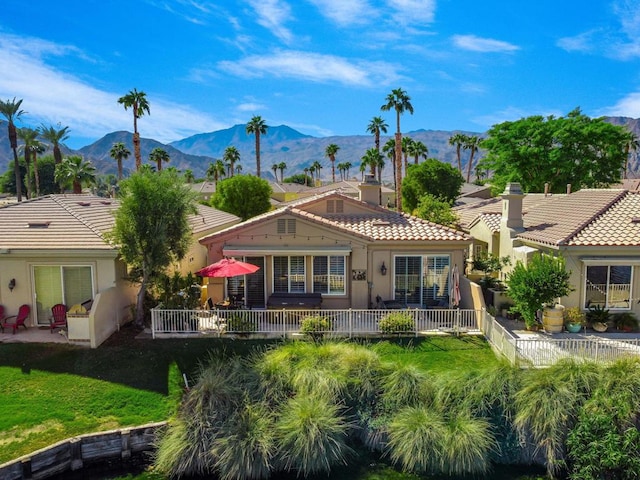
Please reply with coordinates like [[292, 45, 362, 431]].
[[1, 304, 30, 334], [50, 303, 68, 332]]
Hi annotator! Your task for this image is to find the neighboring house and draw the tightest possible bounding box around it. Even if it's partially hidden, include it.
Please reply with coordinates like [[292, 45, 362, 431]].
[[299, 180, 395, 207], [268, 181, 311, 203], [0, 194, 239, 346], [454, 183, 640, 316], [190, 181, 217, 202], [200, 177, 472, 309]]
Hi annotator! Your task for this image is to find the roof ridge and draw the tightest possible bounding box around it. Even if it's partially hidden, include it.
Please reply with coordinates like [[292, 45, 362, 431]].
[[51, 195, 110, 241], [558, 190, 628, 245]]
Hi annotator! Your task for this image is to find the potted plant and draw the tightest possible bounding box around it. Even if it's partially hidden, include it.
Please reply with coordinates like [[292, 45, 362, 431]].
[[563, 307, 585, 333], [586, 304, 610, 332], [613, 312, 638, 332], [473, 252, 511, 306], [506, 253, 573, 332]]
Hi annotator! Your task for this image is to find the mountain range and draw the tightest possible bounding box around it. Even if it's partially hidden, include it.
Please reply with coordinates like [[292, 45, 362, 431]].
[[0, 118, 639, 181]]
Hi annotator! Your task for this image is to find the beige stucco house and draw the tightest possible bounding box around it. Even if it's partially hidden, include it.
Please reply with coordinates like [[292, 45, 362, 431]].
[[454, 183, 640, 317], [199, 177, 472, 309], [0, 194, 239, 346]]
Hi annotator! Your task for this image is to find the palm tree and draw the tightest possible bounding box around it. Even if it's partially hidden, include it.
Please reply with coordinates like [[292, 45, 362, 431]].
[[0, 97, 25, 202], [324, 144, 340, 183], [401, 136, 413, 174], [39, 124, 70, 165], [30, 140, 45, 197], [343, 161, 352, 180], [278, 162, 287, 183], [246, 115, 268, 177], [622, 131, 639, 179], [55, 156, 96, 194], [383, 138, 397, 199], [223, 146, 240, 177], [366, 116, 388, 153], [381, 88, 413, 211], [408, 140, 428, 164], [271, 163, 279, 182], [336, 163, 346, 181], [110, 142, 131, 181], [208, 160, 226, 186], [234, 164, 243, 174], [18, 127, 39, 199], [183, 169, 195, 183], [448, 133, 467, 174], [117, 88, 150, 171], [149, 147, 170, 172], [311, 160, 323, 186], [303, 167, 310, 185], [361, 148, 384, 178], [464, 135, 481, 183]]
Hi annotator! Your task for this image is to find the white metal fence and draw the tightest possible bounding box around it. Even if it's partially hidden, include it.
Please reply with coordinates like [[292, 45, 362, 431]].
[[150, 307, 481, 339], [481, 311, 640, 367]]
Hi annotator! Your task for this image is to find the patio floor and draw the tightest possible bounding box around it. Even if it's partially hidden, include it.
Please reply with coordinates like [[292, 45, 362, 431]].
[[495, 315, 640, 340], [0, 325, 85, 345]]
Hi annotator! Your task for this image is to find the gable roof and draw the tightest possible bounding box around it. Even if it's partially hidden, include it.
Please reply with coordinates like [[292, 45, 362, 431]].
[[303, 180, 394, 196], [201, 191, 471, 244], [0, 194, 239, 251], [454, 189, 640, 247]]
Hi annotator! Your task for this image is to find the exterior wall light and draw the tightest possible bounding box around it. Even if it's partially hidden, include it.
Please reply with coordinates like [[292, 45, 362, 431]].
[[8, 278, 16, 291], [380, 262, 387, 276]]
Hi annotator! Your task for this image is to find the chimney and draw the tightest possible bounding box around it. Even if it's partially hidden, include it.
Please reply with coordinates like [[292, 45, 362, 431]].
[[499, 182, 525, 257], [544, 183, 549, 197], [566, 184, 572, 194], [358, 174, 381, 206]]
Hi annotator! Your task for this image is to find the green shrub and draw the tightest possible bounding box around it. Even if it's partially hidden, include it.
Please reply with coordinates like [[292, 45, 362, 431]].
[[586, 304, 610, 326], [379, 312, 415, 334], [300, 315, 331, 335], [227, 312, 256, 334], [613, 312, 638, 331]]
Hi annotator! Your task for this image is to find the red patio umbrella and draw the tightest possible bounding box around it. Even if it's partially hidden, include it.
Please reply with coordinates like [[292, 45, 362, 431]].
[[196, 258, 260, 278]]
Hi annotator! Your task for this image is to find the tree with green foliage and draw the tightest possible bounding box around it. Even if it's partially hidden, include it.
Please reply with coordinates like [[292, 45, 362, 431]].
[[207, 159, 226, 187], [463, 135, 481, 183], [109, 170, 197, 328], [117, 88, 150, 171], [54, 155, 96, 194], [149, 147, 170, 172], [381, 88, 413, 211], [223, 146, 240, 177], [18, 127, 40, 199], [0, 97, 25, 201], [211, 174, 271, 221], [413, 194, 458, 226], [278, 161, 287, 182], [366, 116, 388, 153], [283, 173, 311, 185], [109, 142, 130, 181], [401, 159, 464, 213], [479, 108, 629, 194], [325, 144, 340, 183], [448, 133, 468, 174], [408, 139, 428, 165], [39, 124, 70, 165], [246, 115, 268, 177]]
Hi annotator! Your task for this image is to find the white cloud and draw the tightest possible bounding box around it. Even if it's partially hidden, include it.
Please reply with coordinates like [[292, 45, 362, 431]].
[[218, 50, 402, 87], [556, 30, 598, 53], [246, 0, 294, 43], [387, 0, 436, 25], [306, 0, 371, 26], [452, 34, 519, 53], [472, 106, 563, 129], [236, 102, 267, 112], [600, 91, 640, 117], [0, 33, 223, 144]]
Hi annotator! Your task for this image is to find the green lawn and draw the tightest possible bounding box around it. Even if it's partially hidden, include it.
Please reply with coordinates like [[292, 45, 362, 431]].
[[0, 329, 500, 464]]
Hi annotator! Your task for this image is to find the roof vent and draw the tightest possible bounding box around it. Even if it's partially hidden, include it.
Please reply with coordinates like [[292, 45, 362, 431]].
[[100, 200, 112, 205], [372, 220, 391, 226], [77, 201, 91, 206], [631, 217, 640, 223], [28, 221, 51, 228]]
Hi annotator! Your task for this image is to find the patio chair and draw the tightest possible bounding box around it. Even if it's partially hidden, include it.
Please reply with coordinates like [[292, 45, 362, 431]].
[[50, 303, 68, 332], [1, 304, 30, 334]]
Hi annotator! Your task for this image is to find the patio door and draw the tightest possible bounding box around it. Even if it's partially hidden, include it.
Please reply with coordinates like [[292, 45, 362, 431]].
[[394, 255, 450, 307], [226, 257, 265, 308], [33, 265, 94, 325]]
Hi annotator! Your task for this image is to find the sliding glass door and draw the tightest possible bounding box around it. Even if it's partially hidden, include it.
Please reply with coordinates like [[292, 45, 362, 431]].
[[33, 265, 94, 324]]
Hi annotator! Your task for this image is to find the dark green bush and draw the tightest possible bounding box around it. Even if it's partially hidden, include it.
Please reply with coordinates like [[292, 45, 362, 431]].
[[379, 312, 415, 334]]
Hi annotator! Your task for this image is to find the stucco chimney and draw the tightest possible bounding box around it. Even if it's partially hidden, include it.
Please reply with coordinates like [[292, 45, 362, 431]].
[[499, 182, 525, 258], [567, 184, 572, 194], [358, 174, 381, 206]]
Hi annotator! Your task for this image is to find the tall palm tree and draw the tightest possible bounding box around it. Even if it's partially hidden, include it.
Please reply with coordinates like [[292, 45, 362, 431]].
[[401, 136, 413, 174], [39, 124, 70, 165], [343, 161, 352, 180], [271, 163, 279, 182], [408, 140, 428, 164], [234, 164, 243, 174], [336, 163, 346, 181], [303, 167, 310, 185], [0, 97, 25, 202], [30, 140, 45, 197], [18, 127, 39, 199], [54, 156, 96, 194], [183, 169, 195, 183], [464, 135, 481, 183], [246, 115, 268, 177], [222, 146, 240, 177], [278, 161, 287, 183], [311, 160, 323, 186], [149, 147, 170, 172], [366, 116, 388, 152], [361, 148, 384, 178], [381, 88, 413, 211], [117, 88, 150, 171], [110, 142, 131, 181], [383, 138, 397, 199], [622, 131, 639, 180], [208, 160, 226, 186], [448, 133, 467, 174], [324, 144, 340, 183]]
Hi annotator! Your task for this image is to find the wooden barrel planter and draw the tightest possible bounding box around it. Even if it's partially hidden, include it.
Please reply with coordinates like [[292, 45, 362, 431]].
[[542, 305, 564, 333]]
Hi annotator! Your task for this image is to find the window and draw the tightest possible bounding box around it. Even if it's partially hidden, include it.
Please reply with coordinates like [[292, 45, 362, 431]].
[[33, 265, 94, 324], [313, 256, 346, 295], [273, 256, 305, 293], [584, 264, 632, 310], [394, 255, 450, 306]]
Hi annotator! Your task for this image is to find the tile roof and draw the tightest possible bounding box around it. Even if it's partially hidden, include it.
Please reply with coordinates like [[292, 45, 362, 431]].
[[0, 194, 239, 251], [201, 191, 471, 244], [454, 188, 640, 247]]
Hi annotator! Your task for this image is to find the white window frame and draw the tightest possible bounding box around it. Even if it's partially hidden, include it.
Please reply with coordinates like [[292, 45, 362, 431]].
[[312, 255, 346, 295], [393, 254, 451, 306], [583, 263, 633, 311], [272, 256, 306, 293]]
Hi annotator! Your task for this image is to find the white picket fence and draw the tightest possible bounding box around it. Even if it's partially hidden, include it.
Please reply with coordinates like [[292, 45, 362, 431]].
[[150, 307, 481, 339], [482, 311, 640, 367]]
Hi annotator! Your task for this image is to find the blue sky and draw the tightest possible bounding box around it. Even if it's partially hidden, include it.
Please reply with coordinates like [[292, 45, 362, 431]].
[[1, 0, 640, 149]]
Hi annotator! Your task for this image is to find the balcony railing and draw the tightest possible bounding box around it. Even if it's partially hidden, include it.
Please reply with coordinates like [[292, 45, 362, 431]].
[[150, 307, 481, 339]]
